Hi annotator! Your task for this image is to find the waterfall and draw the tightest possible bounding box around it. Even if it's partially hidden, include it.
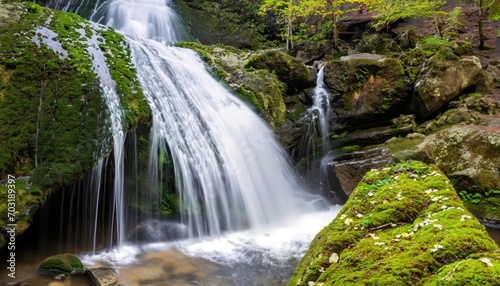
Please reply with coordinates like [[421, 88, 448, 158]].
[[37, 0, 310, 245], [299, 65, 332, 160], [296, 66, 334, 194], [129, 38, 303, 236]]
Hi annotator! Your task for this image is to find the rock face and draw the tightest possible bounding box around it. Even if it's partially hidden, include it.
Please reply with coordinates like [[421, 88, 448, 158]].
[[329, 148, 394, 197], [88, 267, 118, 286], [323, 53, 409, 132], [38, 253, 85, 274], [415, 125, 500, 192], [411, 56, 483, 118], [245, 50, 312, 93], [288, 161, 500, 286]]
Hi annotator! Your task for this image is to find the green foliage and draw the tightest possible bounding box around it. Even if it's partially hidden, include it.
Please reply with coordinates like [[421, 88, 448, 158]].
[[361, 0, 447, 30]]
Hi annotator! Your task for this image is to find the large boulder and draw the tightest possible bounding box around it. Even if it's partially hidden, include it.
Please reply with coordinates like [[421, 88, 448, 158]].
[[415, 125, 500, 192], [289, 161, 500, 286], [245, 50, 312, 93], [411, 56, 483, 118], [323, 53, 409, 132]]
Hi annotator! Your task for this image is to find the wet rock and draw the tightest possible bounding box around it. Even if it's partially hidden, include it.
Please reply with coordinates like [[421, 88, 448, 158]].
[[411, 56, 483, 118], [88, 267, 118, 286], [328, 148, 394, 197]]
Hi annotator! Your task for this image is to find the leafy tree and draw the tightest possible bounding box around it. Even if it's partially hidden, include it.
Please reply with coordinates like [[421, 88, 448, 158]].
[[361, 0, 447, 32], [260, 0, 358, 49]]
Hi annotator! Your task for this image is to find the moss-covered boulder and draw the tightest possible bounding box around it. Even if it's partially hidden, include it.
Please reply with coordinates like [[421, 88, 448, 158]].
[[38, 253, 85, 274], [289, 161, 500, 285], [0, 2, 150, 183], [0, 2, 151, 245], [323, 53, 409, 132], [411, 56, 483, 118], [245, 50, 312, 93]]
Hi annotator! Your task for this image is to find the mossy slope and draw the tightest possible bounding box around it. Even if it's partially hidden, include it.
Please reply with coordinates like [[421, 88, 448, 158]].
[[289, 161, 500, 286], [0, 3, 150, 247]]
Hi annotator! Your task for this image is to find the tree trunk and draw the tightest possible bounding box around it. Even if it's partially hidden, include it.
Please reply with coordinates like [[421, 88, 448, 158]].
[[333, 11, 338, 46], [478, 0, 487, 49]]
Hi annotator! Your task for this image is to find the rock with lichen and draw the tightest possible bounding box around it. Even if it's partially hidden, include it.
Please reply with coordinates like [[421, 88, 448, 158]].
[[288, 161, 500, 286], [323, 53, 409, 132], [411, 56, 483, 118]]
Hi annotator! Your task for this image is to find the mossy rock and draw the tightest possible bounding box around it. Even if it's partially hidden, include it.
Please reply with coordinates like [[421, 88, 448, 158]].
[[39, 253, 85, 274], [323, 54, 409, 132], [0, 2, 150, 190], [245, 50, 311, 93], [288, 161, 499, 286]]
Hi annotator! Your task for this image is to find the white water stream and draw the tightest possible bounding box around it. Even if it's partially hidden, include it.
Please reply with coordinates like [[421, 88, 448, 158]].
[[33, 0, 341, 283]]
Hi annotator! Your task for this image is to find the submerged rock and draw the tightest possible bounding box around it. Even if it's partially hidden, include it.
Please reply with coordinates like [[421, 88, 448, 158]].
[[88, 267, 118, 286], [38, 253, 85, 274], [289, 161, 500, 285]]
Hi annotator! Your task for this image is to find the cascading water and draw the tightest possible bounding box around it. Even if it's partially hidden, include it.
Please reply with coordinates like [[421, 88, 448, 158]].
[[300, 65, 332, 157], [18, 0, 343, 284], [297, 65, 335, 195], [39, 0, 309, 243], [129, 38, 304, 236]]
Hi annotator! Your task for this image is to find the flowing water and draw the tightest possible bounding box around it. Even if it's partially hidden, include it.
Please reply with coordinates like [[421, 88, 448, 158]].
[[0, 0, 342, 284]]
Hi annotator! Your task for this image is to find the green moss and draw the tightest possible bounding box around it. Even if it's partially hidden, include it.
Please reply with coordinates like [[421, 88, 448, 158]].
[[289, 161, 499, 286], [38, 253, 84, 274], [423, 253, 500, 285], [341, 145, 361, 153], [287, 105, 306, 122], [96, 27, 151, 128]]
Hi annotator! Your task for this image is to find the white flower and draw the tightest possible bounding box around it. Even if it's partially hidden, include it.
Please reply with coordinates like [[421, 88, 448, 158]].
[[367, 192, 374, 197], [480, 257, 493, 267], [430, 244, 444, 252], [345, 218, 353, 225], [433, 224, 443, 230], [374, 242, 386, 246], [356, 213, 364, 218], [461, 215, 472, 221]]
